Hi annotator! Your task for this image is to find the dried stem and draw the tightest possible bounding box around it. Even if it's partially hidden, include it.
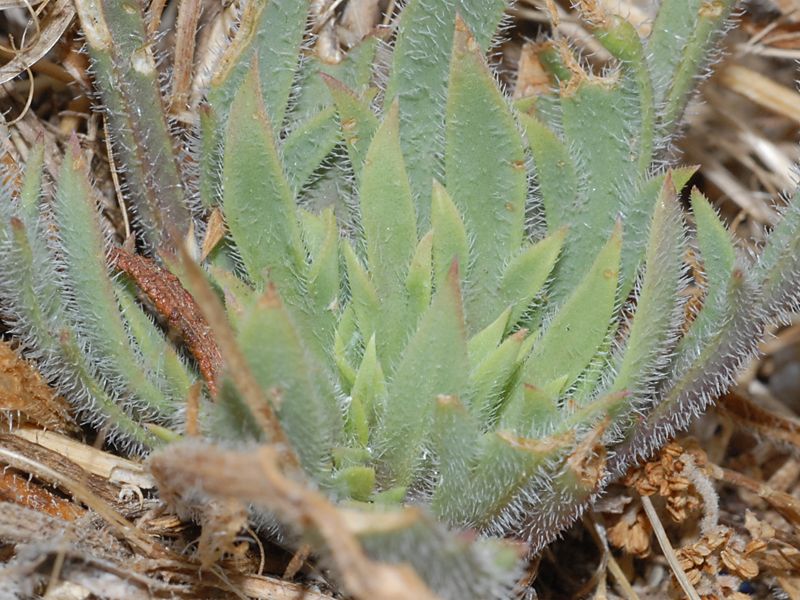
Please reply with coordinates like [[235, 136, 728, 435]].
[[641, 495, 702, 600], [178, 248, 298, 466]]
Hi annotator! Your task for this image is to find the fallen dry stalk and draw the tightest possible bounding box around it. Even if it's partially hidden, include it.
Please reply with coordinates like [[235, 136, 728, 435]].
[[719, 64, 800, 126], [11, 427, 154, 489], [710, 463, 800, 525], [640, 495, 702, 600], [583, 514, 641, 600], [149, 442, 442, 600], [719, 392, 800, 450]]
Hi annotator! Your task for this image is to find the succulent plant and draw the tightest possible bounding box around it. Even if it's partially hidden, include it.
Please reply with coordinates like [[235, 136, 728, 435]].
[[2, 0, 800, 597]]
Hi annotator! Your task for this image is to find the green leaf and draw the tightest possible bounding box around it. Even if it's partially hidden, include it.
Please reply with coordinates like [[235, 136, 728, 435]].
[[519, 113, 578, 233], [333, 305, 359, 390], [620, 166, 698, 295], [207, 264, 257, 332], [335, 466, 376, 501], [291, 36, 379, 123], [648, 0, 704, 103], [347, 336, 386, 447], [406, 231, 434, 321], [648, 0, 736, 126], [305, 208, 340, 320], [500, 380, 563, 437], [342, 242, 380, 344], [498, 230, 566, 326], [676, 189, 736, 356], [594, 18, 655, 174], [610, 179, 687, 398], [431, 394, 481, 522], [524, 225, 622, 390], [223, 65, 305, 292], [0, 214, 157, 449], [56, 146, 174, 420], [207, 0, 307, 129], [324, 76, 379, 181], [375, 264, 469, 487], [198, 105, 224, 208], [359, 102, 418, 301], [358, 102, 418, 365], [548, 81, 637, 301], [691, 187, 736, 300], [115, 282, 195, 405], [467, 308, 511, 367], [445, 20, 527, 331], [238, 287, 342, 479], [613, 270, 760, 475], [468, 329, 528, 423], [18, 143, 44, 224], [282, 107, 340, 193], [386, 2, 509, 220], [73, 0, 189, 251], [443, 430, 570, 527], [431, 181, 469, 291]]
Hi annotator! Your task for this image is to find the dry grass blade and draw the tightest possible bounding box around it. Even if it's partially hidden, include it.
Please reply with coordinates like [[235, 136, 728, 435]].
[[719, 64, 800, 126], [583, 514, 641, 600], [0, 340, 77, 432], [149, 443, 442, 600], [11, 427, 155, 489], [0, 0, 74, 85], [0, 0, 44, 7], [640, 495, 702, 600], [0, 502, 127, 562], [230, 574, 335, 600]]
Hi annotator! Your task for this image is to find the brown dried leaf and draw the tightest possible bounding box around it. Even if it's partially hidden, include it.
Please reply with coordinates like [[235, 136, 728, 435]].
[[565, 417, 609, 490], [109, 246, 222, 394], [200, 207, 227, 261], [0, 340, 77, 433], [514, 42, 557, 99]]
